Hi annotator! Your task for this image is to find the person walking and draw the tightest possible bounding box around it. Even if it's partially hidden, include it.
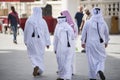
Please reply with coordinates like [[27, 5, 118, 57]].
[[81, 7, 110, 80], [24, 7, 51, 77], [8, 6, 19, 44], [54, 16, 74, 80], [75, 6, 84, 34], [80, 8, 91, 53], [61, 10, 78, 75]]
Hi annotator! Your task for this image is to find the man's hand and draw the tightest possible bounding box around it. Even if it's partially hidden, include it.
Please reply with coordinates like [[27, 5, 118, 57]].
[[78, 28, 82, 35]]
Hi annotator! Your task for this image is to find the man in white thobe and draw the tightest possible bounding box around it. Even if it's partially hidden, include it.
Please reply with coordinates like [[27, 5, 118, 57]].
[[81, 7, 110, 80], [60, 10, 78, 75], [54, 16, 74, 80], [24, 7, 51, 77]]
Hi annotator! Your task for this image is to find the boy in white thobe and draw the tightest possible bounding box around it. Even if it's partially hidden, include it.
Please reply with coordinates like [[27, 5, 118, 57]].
[[54, 16, 74, 80], [81, 7, 110, 80], [24, 7, 51, 77]]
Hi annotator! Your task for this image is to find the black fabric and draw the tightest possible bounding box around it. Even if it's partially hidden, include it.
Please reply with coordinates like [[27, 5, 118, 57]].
[[32, 32, 35, 37], [98, 70, 106, 80], [75, 12, 84, 28], [85, 32, 87, 43], [66, 31, 70, 47], [97, 22, 103, 43], [38, 35, 40, 38], [89, 79, 96, 80], [94, 8, 100, 14], [58, 16, 66, 19], [32, 29, 40, 38]]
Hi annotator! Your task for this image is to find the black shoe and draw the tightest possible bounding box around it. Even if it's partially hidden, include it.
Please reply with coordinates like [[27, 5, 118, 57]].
[[81, 49, 86, 53], [89, 79, 96, 80], [56, 71, 59, 73], [33, 66, 39, 77], [38, 68, 43, 76], [56, 78, 64, 80], [37, 72, 40, 75], [72, 73, 74, 76], [98, 70, 106, 80], [13, 40, 17, 44]]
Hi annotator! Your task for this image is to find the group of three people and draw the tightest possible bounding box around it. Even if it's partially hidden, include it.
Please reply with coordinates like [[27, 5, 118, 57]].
[[24, 7, 110, 80]]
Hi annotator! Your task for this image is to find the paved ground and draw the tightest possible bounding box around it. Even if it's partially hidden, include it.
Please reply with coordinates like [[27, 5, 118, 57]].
[[0, 32, 120, 80]]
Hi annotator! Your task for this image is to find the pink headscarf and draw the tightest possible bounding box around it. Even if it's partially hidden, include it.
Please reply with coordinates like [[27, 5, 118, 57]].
[[61, 10, 75, 32]]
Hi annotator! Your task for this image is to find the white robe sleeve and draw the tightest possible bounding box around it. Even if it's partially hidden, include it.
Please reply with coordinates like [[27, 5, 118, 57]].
[[73, 23, 78, 38], [43, 20, 51, 46], [24, 20, 33, 45], [53, 25, 59, 52], [104, 22, 110, 44], [81, 21, 88, 44], [69, 25, 75, 40], [24, 22, 27, 45]]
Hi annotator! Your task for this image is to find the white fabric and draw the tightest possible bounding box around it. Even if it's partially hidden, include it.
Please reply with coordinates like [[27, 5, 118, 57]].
[[24, 7, 51, 72], [60, 11, 78, 74], [73, 23, 78, 38], [81, 7, 110, 79], [71, 24, 78, 75], [54, 17, 74, 79]]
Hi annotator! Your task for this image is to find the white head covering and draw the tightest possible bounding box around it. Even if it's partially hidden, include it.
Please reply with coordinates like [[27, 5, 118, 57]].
[[55, 16, 72, 38], [54, 16, 74, 48], [90, 7, 104, 23], [26, 7, 49, 37], [56, 16, 67, 36], [61, 10, 76, 33], [57, 16, 67, 24], [27, 7, 43, 28]]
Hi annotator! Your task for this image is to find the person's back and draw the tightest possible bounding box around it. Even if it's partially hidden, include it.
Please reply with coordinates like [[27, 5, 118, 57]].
[[24, 7, 50, 77]]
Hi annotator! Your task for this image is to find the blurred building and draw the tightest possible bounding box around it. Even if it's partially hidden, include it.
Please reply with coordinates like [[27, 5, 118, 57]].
[[0, 0, 120, 34]]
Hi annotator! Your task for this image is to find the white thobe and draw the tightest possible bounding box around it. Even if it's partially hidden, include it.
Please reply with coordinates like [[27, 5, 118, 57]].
[[81, 19, 110, 79], [71, 24, 78, 75], [54, 22, 74, 80], [24, 19, 50, 72]]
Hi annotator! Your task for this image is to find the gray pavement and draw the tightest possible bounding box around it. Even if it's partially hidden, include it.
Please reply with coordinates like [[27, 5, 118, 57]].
[[0, 33, 120, 80]]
